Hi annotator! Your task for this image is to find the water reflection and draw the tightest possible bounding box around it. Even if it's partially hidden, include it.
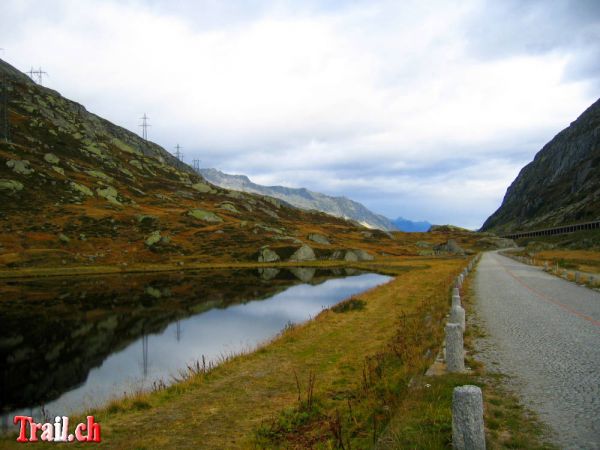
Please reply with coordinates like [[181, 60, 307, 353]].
[[0, 268, 390, 422]]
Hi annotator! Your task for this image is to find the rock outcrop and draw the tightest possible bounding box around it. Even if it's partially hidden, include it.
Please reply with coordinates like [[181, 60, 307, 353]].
[[482, 98, 600, 234]]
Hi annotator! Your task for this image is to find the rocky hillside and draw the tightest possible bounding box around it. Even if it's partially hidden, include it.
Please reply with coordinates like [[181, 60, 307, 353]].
[[0, 58, 405, 270], [200, 168, 397, 231], [482, 98, 600, 234]]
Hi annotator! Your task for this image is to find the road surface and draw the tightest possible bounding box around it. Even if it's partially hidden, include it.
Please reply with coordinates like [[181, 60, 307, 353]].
[[474, 251, 600, 449]]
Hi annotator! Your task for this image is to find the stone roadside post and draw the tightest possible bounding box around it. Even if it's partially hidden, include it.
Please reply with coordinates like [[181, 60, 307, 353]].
[[452, 385, 486, 450]]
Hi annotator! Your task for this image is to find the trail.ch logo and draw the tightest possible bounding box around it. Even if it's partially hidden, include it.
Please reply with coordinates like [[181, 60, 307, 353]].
[[13, 416, 101, 443]]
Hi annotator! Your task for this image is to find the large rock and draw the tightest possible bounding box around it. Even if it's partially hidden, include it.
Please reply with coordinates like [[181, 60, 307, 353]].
[[145, 231, 161, 247], [187, 208, 223, 223], [258, 247, 280, 263], [344, 249, 374, 261], [6, 159, 34, 175], [289, 244, 316, 262], [308, 233, 330, 245], [0, 179, 24, 192], [44, 153, 60, 164]]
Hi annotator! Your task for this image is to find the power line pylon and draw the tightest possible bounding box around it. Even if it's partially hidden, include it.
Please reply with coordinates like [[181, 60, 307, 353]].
[[193, 159, 201, 173], [27, 67, 48, 85], [174, 144, 183, 161], [139, 114, 150, 140]]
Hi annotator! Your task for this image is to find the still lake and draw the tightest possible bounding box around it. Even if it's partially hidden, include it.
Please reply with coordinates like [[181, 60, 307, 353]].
[[0, 267, 390, 424]]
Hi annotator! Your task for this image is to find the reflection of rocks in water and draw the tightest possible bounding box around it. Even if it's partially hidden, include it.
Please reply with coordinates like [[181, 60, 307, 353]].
[[330, 268, 344, 276], [258, 268, 280, 281], [0, 268, 356, 412], [345, 268, 360, 276], [289, 267, 316, 283]]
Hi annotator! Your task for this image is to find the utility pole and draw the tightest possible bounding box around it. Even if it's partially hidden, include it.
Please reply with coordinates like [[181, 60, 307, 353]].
[[139, 113, 150, 140], [174, 144, 183, 161], [27, 67, 48, 85], [193, 159, 201, 173], [0, 74, 9, 143]]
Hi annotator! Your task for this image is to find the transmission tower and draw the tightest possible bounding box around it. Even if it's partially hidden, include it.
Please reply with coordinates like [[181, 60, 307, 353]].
[[193, 159, 201, 172], [27, 67, 48, 85], [174, 144, 183, 161], [139, 113, 150, 140], [0, 74, 9, 142]]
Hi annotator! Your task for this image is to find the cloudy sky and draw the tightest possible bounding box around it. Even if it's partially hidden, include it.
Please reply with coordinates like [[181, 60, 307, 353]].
[[1, 0, 599, 228]]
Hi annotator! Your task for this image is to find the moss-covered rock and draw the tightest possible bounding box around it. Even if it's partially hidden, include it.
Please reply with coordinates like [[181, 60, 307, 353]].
[[51, 166, 65, 176], [96, 186, 121, 205], [0, 179, 24, 192], [69, 182, 94, 197], [145, 231, 162, 247], [6, 160, 34, 175], [191, 182, 215, 194], [187, 209, 223, 223], [218, 202, 239, 213], [86, 170, 114, 183], [44, 153, 60, 164]]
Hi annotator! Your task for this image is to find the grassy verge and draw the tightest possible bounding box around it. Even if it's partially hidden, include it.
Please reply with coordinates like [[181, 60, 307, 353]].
[[378, 264, 557, 449], [0, 258, 464, 449]]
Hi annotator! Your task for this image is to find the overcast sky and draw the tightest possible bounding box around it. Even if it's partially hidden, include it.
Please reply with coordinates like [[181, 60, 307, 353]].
[[1, 0, 599, 228]]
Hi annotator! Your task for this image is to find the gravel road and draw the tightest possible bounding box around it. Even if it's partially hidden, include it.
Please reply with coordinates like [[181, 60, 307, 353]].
[[474, 251, 600, 449]]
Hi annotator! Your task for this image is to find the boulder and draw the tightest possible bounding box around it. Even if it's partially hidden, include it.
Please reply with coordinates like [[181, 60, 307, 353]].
[[354, 249, 374, 261], [0, 179, 24, 192], [258, 247, 280, 263], [289, 244, 316, 262], [69, 182, 94, 197], [96, 186, 121, 205], [191, 182, 215, 194], [308, 233, 330, 245], [6, 159, 34, 175], [44, 153, 60, 164], [344, 251, 359, 262], [187, 208, 223, 223], [218, 202, 239, 213], [145, 231, 162, 247]]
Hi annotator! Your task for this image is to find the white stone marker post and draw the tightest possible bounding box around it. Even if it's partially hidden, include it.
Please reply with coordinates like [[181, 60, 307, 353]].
[[452, 385, 486, 450], [445, 323, 464, 372], [451, 305, 466, 332], [575, 272, 580, 283], [452, 294, 461, 308]]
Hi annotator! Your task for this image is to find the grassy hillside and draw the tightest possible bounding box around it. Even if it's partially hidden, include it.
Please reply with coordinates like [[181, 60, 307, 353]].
[[0, 58, 400, 273]]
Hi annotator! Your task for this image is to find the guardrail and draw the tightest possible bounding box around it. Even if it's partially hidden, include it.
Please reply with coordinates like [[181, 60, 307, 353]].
[[502, 220, 600, 239]]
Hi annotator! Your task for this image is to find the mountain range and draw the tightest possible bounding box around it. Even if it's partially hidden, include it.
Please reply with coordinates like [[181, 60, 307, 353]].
[[200, 168, 431, 232], [482, 98, 600, 234]]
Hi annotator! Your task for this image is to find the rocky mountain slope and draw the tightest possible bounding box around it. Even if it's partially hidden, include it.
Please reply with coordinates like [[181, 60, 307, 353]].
[[200, 168, 397, 231], [0, 58, 401, 270], [482, 98, 600, 234]]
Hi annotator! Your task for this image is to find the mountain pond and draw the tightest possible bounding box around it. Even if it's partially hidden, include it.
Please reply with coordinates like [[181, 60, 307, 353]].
[[0, 267, 391, 428]]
